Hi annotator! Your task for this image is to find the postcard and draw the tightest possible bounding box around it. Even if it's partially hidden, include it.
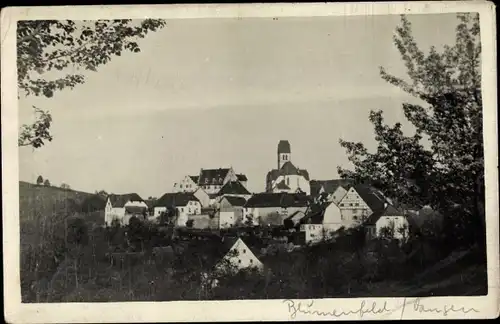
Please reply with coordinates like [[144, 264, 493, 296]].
[[1, 1, 498, 323]]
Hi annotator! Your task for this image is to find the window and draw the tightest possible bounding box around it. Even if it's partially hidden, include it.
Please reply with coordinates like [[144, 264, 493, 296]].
[[340, 203, 344, 207], [353, 216, 358, 220], [350, 203, 353, 206], [238, 260, 241, 264], [355, 203, 359, 206], [243, 249, 246, 253], [180, 208, 184, 212], [250, 259, 253, 264], [180, 184, 183, 189], [286, 177, 290, 186]]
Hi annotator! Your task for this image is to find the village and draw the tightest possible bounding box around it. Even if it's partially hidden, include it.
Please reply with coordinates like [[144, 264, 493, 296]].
[[100, 140, 441, 285]]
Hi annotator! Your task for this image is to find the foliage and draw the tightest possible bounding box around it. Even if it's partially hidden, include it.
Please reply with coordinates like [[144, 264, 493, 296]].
[[60, 183, 71, 189], [186, 219, 194, 228], [17, 19, 167, 148], [36, 175, 44, 185], [43, 179, 51, 186], [337, 13, 484, 248]]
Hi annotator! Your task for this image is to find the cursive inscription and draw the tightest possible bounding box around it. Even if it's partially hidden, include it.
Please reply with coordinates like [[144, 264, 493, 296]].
[[283, 298, 480, 320], [283, 299, 391, 319]]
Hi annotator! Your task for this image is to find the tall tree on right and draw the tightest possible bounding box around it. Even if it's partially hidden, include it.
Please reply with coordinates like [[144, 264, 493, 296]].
[[338, 14, 484, 249]]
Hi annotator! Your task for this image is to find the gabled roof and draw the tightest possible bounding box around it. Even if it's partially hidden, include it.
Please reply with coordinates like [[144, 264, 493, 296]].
[[365, 204, 404, 225], [244, 192, 310, 208], [125, 205, 147, 214], [300, 210, 325, 225], [266, 161, 310, 182], [285, 210, 306, 222], [278, 140, 291, 154], [346, 184, 387, 211], [198, 168, 231, 185], [274, 180, 290, 190], [108, 193, 144, 208], [236, 174, 248, 182], [218, 181, 251, 196], [189, 175, 199, 183], [310, 179, 354, 196], [154, 192, 199, 208], [222, 196, 247, 207]]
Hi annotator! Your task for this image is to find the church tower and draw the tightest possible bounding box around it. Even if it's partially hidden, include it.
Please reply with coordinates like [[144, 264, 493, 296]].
[[277, 140, 291, 169]]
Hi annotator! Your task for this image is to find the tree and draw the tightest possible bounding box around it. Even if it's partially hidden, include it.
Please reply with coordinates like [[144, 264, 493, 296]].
[[17, 19, 167, 148], [43, 179, 51, 186], [36, 175, 44, 185], [186, 219, 194, 228], [60, 183, 71, 190], [337, 14, 483, 248]]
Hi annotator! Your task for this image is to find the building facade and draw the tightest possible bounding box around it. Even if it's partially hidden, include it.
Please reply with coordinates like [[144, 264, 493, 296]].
[[266, 140, 311, 195]]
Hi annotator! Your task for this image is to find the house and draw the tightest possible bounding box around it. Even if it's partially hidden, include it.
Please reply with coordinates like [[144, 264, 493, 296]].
[[193, 187, 211, 207], [337, 184, 389, 228], [299, 201, 343, 244], [153, 192, 201, 227], [266, 140, 311, 195], [196, 167, 239, 195], [218, 196, 247, 228], [216, 180, 252, 201], [310, 179, 353, 204], [243, 192, 310, 226], [200, 237, 264, 288], [283, 210, 307, 228], [364, 204, 409, 240], [104, 193, 148, 226], [172, 175, 199, 193]]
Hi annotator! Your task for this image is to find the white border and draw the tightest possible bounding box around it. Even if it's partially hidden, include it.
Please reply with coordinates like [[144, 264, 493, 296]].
[[2, 2, 498, 323]]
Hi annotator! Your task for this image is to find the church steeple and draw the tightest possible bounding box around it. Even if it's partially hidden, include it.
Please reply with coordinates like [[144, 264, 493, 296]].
[[277, 140, 291, 169]]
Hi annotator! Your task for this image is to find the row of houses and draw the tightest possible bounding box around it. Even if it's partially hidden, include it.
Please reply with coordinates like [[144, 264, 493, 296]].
[[102, 140, 441, 245]]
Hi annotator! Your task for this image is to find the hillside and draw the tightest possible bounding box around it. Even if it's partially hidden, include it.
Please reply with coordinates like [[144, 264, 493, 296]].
[[19, 181, 97, 221]]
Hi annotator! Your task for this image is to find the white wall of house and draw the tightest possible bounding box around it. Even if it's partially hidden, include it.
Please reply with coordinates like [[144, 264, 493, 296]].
[[376, 216, 409, 240], [338, 187, 372, 227], [271, 175, 310, 195], [104, 199, 148, 226], [153, 206, 167, 218], [243, 206, 307, 226], [330, 186, 348, 204], [219, 211, 235, 229], [300, 224, 324, 244], [322, 203, 344, 235], [172, 175, 198, 193], [215, 239, 263, 274], [194, 188, 211, 207]]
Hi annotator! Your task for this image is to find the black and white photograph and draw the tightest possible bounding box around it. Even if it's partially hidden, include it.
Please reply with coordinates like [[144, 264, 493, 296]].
[[1, 2, 498, 322]]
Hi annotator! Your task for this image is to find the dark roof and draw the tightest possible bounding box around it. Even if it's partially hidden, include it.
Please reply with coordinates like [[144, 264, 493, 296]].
[[218, 181, 251, 196], [178, 237, 254, 271], [189, 175, 199, 183], [266, 161, 310, 183], [198, 168, 230, 185], [125, 205, 147, 214], [365, 204, 404, 225], [300, 210, 326, 225], [236, 174, 248, 182], [278, 140, 291, 154], [244, 192, 310, 208], [351, 184, 387, 211], [154, 192, 199, 208], [285, 210, 306, 221], [222, 196, 247, 207], [275, 180, 290, 190], [310, 179, 354, 196], [108, 193, 144, 208]]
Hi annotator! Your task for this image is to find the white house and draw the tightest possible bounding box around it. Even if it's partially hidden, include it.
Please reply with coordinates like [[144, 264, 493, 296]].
[[172, 175, 199, 193], [153, 192, 201, 227], [200, 237, 264, 288], [337, 184, 389, 228], [365, 204, 410, 240], [243, 192, 310, 226], [266, 140, 311, 195], [299, 202, 344, 245], [218, 196, 247, 228], [104, 193, 148, 226]]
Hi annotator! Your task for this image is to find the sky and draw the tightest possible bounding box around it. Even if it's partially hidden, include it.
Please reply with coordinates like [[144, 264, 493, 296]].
[[18, 13, 460, 198]]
